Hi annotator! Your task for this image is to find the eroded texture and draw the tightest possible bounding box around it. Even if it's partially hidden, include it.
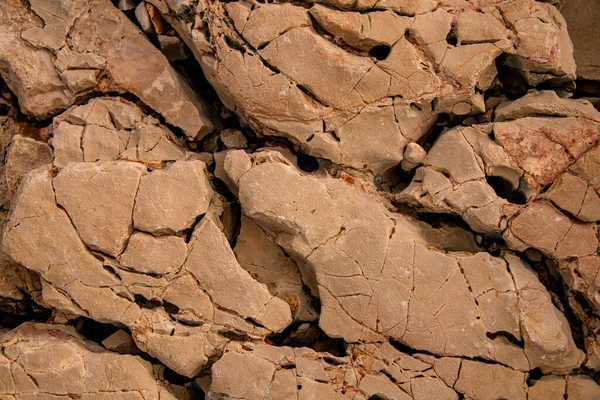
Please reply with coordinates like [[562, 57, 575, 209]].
[[148, 0, 576, 172], [0, 0, 599, 398], [397, 90, 600, 369], [0, 322, 176, 399], [205, 340, 600, 400], [0, 0, 216, 138], [2, 100, 292, 378], [225, 148, 583, 374]]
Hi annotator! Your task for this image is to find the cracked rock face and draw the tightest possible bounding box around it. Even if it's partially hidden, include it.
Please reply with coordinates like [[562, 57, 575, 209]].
[[0, 322, 176, 399], [0, 0, 600, 399], [148, 0, 575, 172], [0, 0, 217, 139]]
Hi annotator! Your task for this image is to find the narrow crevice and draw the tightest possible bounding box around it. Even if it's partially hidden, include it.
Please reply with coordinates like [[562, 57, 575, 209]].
[[267, 322, 348, 357]]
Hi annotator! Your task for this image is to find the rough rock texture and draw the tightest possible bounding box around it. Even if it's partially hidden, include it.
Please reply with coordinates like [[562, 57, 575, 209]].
[[228, 149, 583, 373], [2, 100, 292, 378], [0, 322, 175, 399], [148, 0, 576, 172], [397, 89, 600, 369], [560, 0, 600, 83], [0, 0, 599, 398], [0, 0, 216, 139]]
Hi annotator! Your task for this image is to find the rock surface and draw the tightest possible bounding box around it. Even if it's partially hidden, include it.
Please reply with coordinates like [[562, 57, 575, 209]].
[[0, 322, 175, 399], [0, 0, 216, 139], [148, 0, 576, 172], [0, 0, 599, 398]]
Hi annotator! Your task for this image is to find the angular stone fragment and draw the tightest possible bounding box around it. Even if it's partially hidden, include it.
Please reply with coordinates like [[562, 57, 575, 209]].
[[185, 216, 292, 332], [4, 135, 53, 202], [529, 375, 600, 400], [158, 35, 188, 61], [0, 322, 175, 399], [119, 232, 187, 275], [454, 360, 527, 400], [52, 97, 187, 167], [134, 160, 213, 234], [220, 128, 248, 149], [234, 215, 317, 321], [401, 142, 427, 171], [0, 0, 216, 138], [54, 162, 146, 256], [102, 329, 141, 355], [310, 5, 410, 51]]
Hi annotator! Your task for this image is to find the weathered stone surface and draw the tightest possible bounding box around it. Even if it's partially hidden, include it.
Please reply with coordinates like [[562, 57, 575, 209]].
[[207, 340, 598, 400], [560, 0, 600, 82], [133, 160, 213, 234], [54, 162, 146, 256], [0, 322, 175, 399], [0, 102, 293, 378], [398, 92, 600, 372], [1, 0, 599, 396], [52, 97, 187, 168], [220, 128, 248, 149], [234, 215, 317, 322], [233, 149, 583, 373], [4, 135, 52, 204], [0, 0, 216, 138], [147, 0, 575, 172], [3, 163, 292, 377]]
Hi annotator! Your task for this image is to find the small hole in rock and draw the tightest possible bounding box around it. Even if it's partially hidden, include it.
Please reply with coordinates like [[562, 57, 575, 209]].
[[446, 30, 458, 46], [485, 175, 527, 204], [369, 45, 391, 61], [297, 154, 319, 172], [368, 395, 389, 400], [526, 367, 543, 386]]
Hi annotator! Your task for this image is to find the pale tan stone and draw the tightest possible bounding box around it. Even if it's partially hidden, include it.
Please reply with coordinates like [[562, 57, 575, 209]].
[[133, 160, 213, 234], [454, 360, 527, 400], [54, 162, 145, 256], [0, 322, 175, 399], [119, 232, 187, 276], [220, 128, 247, 149], [102, 329, 140, 355], [234, 215, 317, 321], [235, 150, 581, 372], [0, 0, 216, 138], [4, 135, 53, 201], [184, 216, 292, 332], [529, 375, 567, 400], [560, 0, 600, 81]]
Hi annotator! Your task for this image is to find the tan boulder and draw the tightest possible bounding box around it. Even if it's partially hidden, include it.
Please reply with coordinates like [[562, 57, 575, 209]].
[[54, 162, 146, 256]]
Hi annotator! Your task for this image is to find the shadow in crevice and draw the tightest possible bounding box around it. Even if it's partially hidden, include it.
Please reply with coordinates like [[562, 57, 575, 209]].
[[267, 321, 348, 357]]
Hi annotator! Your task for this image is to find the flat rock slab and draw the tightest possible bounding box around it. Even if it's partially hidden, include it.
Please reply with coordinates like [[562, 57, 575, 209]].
[[0, 322, 176, 399]]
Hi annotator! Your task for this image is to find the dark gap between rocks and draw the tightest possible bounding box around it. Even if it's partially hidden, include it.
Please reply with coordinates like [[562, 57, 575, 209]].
[[267, 321, 348, 357], [71, 316, 120, 344], [485, 175, 528, 205], [494, 55, 531, 99], [0, 293, 52, 329], [369, 45, 391, 61]]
